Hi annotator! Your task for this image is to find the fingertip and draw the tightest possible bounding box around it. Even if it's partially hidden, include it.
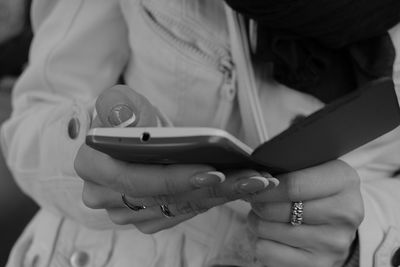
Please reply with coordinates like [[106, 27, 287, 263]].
[[96, 85, 158, 127], [190, 171, 226, 188], [266, 177, 280, 188], [108, 104, 138, 128], [250, 176, 270, 188], [260, 171, 279, 189], [96, 86, 139, 127]]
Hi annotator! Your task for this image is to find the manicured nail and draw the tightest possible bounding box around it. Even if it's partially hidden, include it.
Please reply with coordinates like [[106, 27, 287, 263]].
[[108, 104, 138, 127], [260, 171, 273, 178], [236, 176, 269, 194], [191, 171, 226, 187], [260, 171, 280, 189], [266, 177, 280, 188]]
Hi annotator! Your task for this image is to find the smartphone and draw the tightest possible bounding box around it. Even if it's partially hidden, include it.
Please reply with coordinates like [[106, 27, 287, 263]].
[[86, 127, 274, 170], [86, 78, 400, 174]]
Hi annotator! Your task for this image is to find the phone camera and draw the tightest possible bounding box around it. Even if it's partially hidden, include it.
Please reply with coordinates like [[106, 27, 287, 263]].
[[141, 132, 151, 142]]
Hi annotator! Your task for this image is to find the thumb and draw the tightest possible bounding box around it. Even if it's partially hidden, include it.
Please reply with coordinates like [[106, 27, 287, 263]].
[[95, 85, 159, 127]]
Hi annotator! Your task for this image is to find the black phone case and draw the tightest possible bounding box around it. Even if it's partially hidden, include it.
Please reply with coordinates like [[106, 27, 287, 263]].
[[251, 77, 400, 172]]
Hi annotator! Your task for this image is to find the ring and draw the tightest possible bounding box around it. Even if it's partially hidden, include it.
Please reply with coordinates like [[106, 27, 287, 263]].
[[290, 201, 304, 226], [160, 204, 175, 218], [121, 193, 146, 211]]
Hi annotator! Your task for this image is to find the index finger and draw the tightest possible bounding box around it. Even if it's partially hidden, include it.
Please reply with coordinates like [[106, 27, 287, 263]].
[[74, 144, 219, 197], [248, 160, 360, 202]]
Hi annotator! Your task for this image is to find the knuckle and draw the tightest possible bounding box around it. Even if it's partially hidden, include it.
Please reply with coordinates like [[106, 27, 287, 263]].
[[346, 170, 360, 188], [135, 225, 157, 235], [286, 176, 303, 201], [226, 182, 246, 200], [252, 203, 270, 218], [82, 186, 103, 209], [243, 193, 257, 203], [327, 232, 353, 255], [340, 194, 364, 227], [336, 160, 360, 188], [135, 221, 170, 235], [107, 212, 128, 225], [206, 185, 220, 199], [162, 173, 180, 195], [175, 201, 207, 215], [153, 194, 172, 205], [224, 188, 238, 201], [354, 205, 365, 225], [82, 194, 101, 209], [74, 145, 90, 179], [114, 167, 138, 197], [348, 204, 364, 227]]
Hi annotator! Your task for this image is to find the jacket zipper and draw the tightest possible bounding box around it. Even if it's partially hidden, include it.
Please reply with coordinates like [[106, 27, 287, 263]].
[[140, 2, 237, 128], [214, 58, 237, 129], [140, 2, 228, 68], [225, 5, 269, 145]]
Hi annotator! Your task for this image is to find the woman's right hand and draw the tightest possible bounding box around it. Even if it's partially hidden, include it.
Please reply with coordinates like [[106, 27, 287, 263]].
[[74, 85, 278, 234]]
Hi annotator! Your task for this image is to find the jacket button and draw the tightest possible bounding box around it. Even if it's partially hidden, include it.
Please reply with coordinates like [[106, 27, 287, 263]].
[[68, 117, 80, 139], [70, 251, 89, 267], [392, 247, 400, 266]]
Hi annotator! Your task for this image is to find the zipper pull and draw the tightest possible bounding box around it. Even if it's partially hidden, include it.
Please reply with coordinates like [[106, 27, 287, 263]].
[[213, 59, 237, 129], [219, 58, 237, 101]]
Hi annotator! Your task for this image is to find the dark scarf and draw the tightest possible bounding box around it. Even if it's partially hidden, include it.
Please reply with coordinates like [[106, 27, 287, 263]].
[[225, 0, 400, 103]]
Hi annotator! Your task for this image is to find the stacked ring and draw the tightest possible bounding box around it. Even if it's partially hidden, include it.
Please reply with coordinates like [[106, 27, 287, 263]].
[[290, 201, 304, 226]]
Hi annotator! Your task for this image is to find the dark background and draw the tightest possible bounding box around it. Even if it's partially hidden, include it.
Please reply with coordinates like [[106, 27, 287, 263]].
[[0, 84, 37, 266], [0, 0, 39, 264], [0, 89, 38, 265]]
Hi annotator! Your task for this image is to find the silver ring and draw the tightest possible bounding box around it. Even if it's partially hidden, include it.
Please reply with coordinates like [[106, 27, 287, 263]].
[[121, 193, 146, 211], [160, 204, 175, 218], [290, 201, 304, 226]]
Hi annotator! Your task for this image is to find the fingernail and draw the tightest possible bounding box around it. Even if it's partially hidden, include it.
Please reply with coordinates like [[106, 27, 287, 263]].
[[192, 171, 226, 187], [260, 172, 280, 189], [260, 171, 273, 178], [236, 176, 269, 194], [108, 104, 138, 127], [266, 177, 280, 188]]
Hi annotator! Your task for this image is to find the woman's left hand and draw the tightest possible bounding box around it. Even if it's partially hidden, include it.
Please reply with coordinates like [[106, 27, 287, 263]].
[[247, 160, 364, 267]]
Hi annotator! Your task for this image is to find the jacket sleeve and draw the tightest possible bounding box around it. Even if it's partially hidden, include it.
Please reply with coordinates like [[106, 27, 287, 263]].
[[0, 0, 130, 229], [339, 22, 400, 267]]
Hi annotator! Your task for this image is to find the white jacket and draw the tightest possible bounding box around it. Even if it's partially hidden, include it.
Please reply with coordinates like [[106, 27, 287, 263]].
[[3, 0, 400, 266]]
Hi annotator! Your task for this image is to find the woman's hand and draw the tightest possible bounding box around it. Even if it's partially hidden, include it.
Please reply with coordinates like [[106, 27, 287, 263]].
[[75, 85, 278, 234], [247, 160, 364, 267]]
